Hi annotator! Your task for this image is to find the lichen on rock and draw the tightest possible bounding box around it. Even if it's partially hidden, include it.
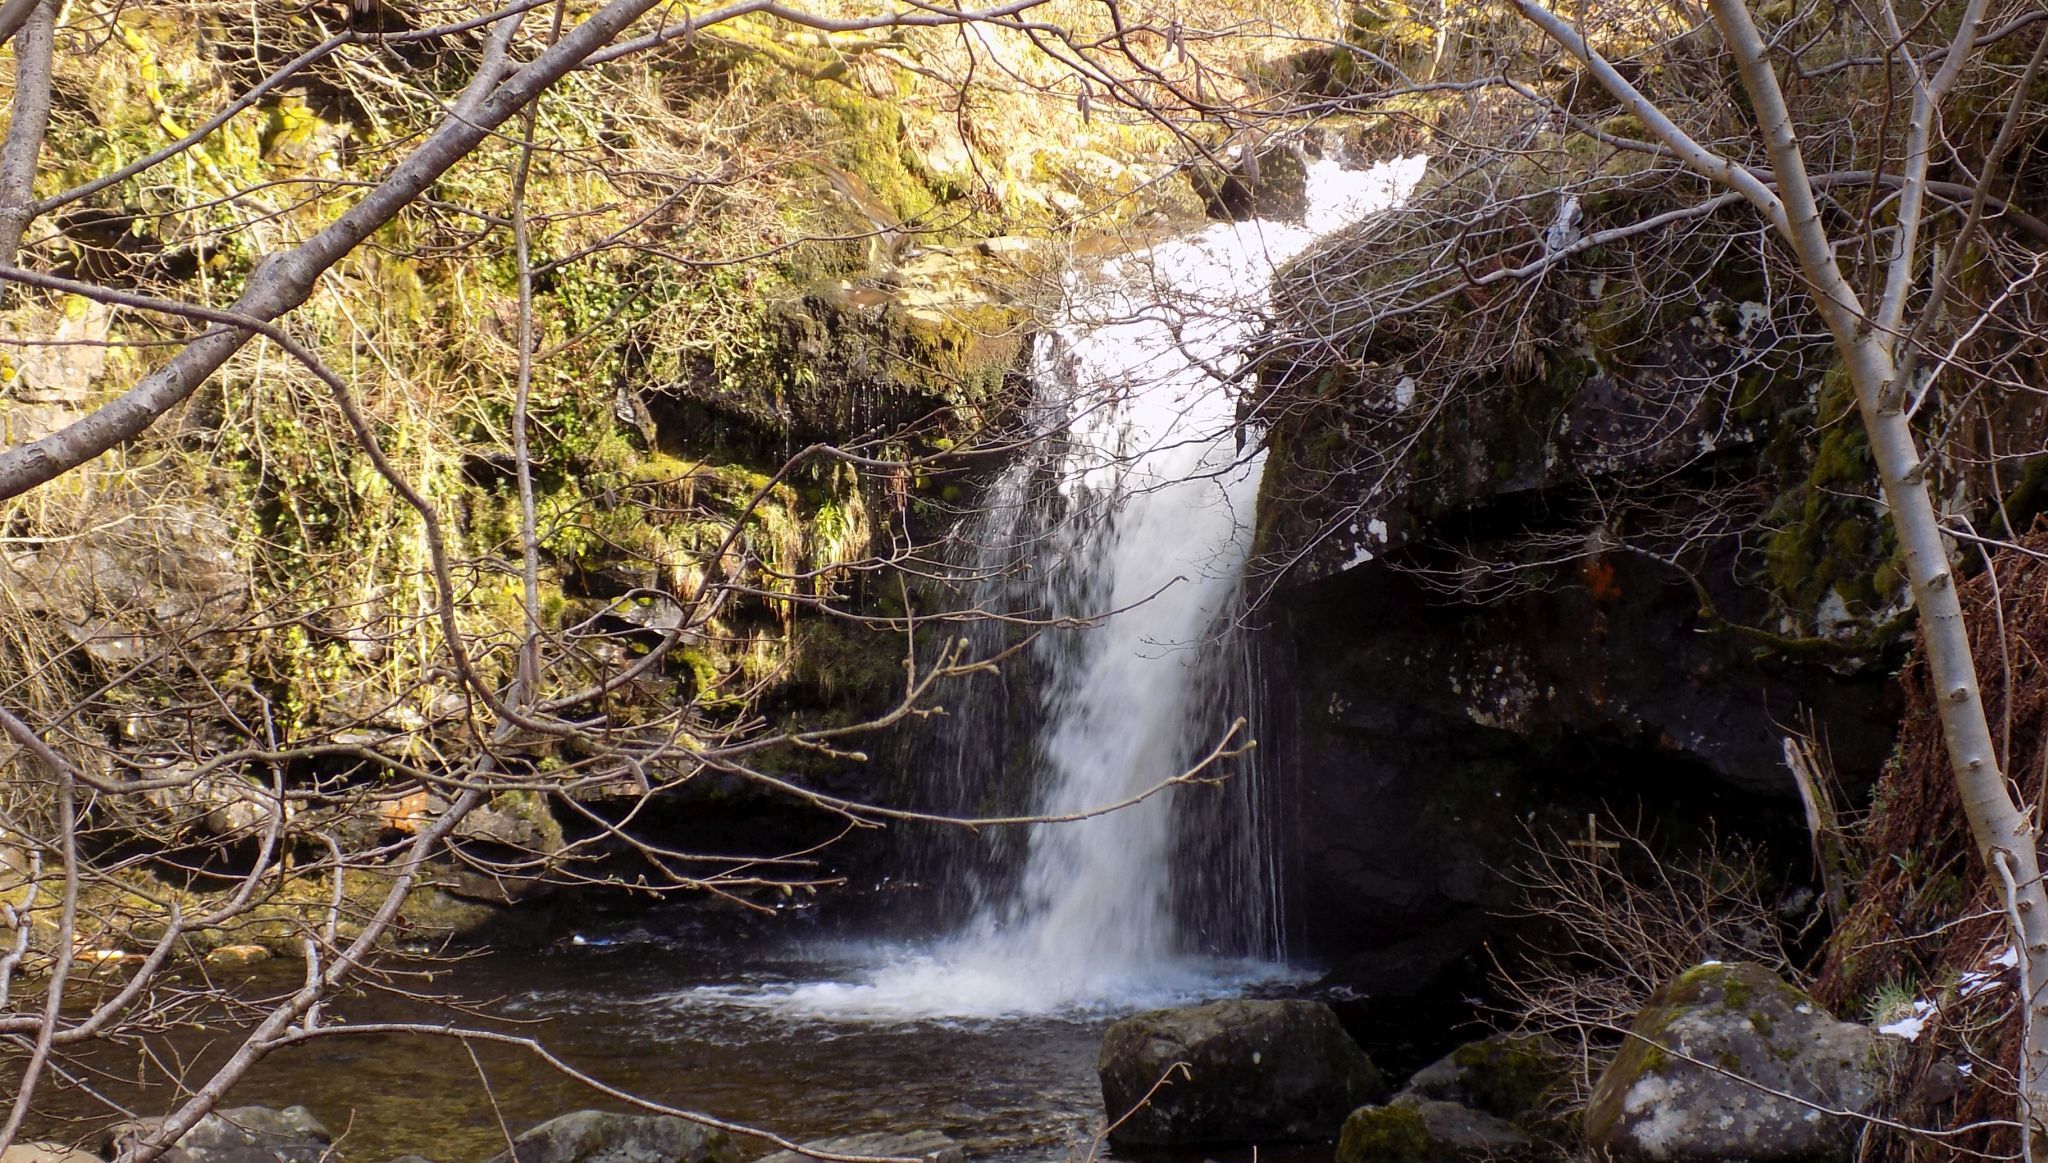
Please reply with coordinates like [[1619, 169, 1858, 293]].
[[1585, 961, 1880, 1162]]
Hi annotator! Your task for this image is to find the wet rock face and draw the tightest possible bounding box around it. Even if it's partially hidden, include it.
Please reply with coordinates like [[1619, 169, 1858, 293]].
[[1190, 143, 1310, 223], [1275, 549, 1896, 982], [483, 1111, 737, 1163], [1585, 962, 1879, 1161], [103, 1105, 331, 1163], [1099, 999, 1386, 1147]]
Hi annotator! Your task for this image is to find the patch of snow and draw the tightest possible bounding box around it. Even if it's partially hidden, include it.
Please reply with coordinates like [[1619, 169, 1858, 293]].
[[1736, 300, 1769, 340], [1878, 999, 1935, 1041], [1543, 195, 1583, 254], [1958, 970, 2004, 999], [1815, 589, 1856, 640]]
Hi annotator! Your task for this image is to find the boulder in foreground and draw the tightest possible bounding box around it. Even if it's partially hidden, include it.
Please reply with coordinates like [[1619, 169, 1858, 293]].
[[102, 1106, 332, 1163], [753, 1132, 961, 1163], [1100, 998, 1385, 1146], [484, 1111, 737, 1163], [1337, 1096, 1534, 1162], [1586, 961, 1880, 1161]]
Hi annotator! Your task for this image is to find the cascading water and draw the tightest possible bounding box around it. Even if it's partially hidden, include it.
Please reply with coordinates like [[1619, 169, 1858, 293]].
[[765, 154, 1427, 1020]]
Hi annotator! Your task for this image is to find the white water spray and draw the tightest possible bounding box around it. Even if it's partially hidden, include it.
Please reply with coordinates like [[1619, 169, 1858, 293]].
[[764, 156, 1426, 1021]]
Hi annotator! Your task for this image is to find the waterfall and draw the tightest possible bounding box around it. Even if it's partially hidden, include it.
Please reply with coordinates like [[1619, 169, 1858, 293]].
[[775, 155, 1426, 1020]]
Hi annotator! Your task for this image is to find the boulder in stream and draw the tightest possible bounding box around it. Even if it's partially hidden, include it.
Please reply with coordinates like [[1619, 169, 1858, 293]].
[[1585, 961, 1880, 1161], [102, 1105, 331, 1163], [1336, 1096, 1534, 1163], [1400, 1031, 1570, 1122], [484, 1111, 737, 1163], [1189, 142, 1309, 223], [753, 1131, 961, 1163], [1100, 998, 1385, 1146]]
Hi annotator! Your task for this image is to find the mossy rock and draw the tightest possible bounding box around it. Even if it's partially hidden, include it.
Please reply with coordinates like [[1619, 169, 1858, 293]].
[[1402, 1032, 1569, 1121], [1337, 1096, 1532, 1163], [1585, 961, 1880, 1161], [1336, 1102, 1431, 1163], [1099, 999, 1386, 1147]]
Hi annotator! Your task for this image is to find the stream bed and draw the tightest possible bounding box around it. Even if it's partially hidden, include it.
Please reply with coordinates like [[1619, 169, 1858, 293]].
[[31, 920, 1313, 1163]]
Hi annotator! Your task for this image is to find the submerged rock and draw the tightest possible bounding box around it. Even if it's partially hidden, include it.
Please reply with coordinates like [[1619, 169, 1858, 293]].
[[1337, 1096, 1533, 1163], [1099, 998, 1385, 1146], [102, 1105, 331, 1163], [1585, 961, 1879, 1161], [753, 1131, 961, 1163], [484, 1111, 737, 1163]]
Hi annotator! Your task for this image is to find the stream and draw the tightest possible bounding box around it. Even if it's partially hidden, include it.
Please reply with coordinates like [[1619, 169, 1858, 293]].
[[32, 921, 1304, 1163]]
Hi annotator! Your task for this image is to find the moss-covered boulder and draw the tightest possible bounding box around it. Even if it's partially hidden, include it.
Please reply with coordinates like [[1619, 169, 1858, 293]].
[[1336, 1096, 1533, 1163], [1401, 1032, 1569, 1121], [1100, 999, 1386, 1146], [1586, 962, 1879, 1161]]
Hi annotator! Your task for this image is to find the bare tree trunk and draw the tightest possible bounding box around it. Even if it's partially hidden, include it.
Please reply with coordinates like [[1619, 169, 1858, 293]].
[[0, 0, 54, 271], [0, 0, 44, 55]]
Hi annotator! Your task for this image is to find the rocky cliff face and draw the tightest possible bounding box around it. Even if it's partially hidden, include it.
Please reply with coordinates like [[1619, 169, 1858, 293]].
[[1242, 144, 2044, 990]]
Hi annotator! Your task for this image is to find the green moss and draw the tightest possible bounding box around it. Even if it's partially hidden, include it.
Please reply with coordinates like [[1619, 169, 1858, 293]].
[[1762, 362, 1905, 627], [1336, 1104, 1432, 1163], [1447, 1035, 1566, 1118]]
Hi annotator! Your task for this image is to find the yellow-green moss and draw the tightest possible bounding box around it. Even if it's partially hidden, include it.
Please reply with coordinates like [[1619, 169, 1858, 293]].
[[1336, 1104, 1432, 1163]]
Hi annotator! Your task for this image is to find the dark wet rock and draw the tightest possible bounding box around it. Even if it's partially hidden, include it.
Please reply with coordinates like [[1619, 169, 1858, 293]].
[[453, 791, 566, 855], [1585, 961, 1879, 1161], [1276, 550, 1894, 991], [754, 1131, 962, 1163], [1100, 998, 1385, 1146], [102, 1105, 331, 1163], [1401, 1032, 1570, 1122], [1191, 142, 1309, 223], [1248, 165, 1905, 1002], [1337, 1096, 1533, 1162], [484, 1112, 737, 1163]]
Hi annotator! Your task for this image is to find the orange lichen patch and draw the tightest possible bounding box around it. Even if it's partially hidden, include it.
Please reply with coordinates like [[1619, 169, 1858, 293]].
[[377, 788, 432, 834], [1579, 556, 1622, 602]]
